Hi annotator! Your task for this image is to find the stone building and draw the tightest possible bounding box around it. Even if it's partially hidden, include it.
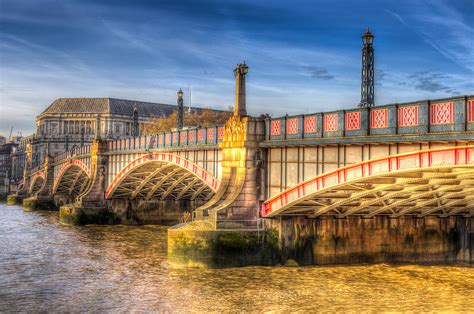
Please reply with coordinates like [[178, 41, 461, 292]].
[[31, 97, 206, 167], [10, 135, 34, 184], [0, 142, 18, 197]]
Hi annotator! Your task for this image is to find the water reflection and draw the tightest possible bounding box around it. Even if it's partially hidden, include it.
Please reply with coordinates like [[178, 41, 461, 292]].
[[0, 204, 472, 312]]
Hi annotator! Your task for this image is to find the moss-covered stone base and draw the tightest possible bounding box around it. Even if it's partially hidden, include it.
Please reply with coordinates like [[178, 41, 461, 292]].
[[7, 194, 25, 205], [266, 216, 473, 266], [169, 216, 473, 268], [168, 221, 279, 268], [59, 204, 118, 226], [22, 196, 57, 211]]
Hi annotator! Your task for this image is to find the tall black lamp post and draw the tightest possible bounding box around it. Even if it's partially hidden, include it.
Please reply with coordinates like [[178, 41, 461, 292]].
[[177, 89, 184, 129], [132, 105, 139, 137], [359, 28, 375, 108]]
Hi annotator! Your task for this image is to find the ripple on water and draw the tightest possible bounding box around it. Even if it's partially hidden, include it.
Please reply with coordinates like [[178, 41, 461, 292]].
[[0, 203, 473, 312]]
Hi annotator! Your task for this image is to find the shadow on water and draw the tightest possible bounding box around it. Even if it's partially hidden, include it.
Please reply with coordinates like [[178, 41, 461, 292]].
[[0, 203, 473, 312]]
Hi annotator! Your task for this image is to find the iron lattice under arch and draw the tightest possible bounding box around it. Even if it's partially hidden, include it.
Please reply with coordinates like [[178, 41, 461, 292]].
[[52, 163, 91, 197], [105, 153, 219, 201], [29, 171, 46, 195], [262, 146, 474, 218]]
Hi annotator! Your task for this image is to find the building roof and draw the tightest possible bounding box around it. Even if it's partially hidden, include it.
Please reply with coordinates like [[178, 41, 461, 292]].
[[0, 142, 18, 154], [38, 98, 196, 118]]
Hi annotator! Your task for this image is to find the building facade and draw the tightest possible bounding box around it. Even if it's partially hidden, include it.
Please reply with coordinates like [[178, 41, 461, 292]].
[[10, 135, 34, 184], [31, 97, 208, 167], [0, 142, 19, 197]]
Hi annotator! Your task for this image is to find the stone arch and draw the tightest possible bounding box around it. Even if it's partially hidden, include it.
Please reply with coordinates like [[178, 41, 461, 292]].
[[105, 153, 220, 201], [262, 146, 474, 218], [52, 160, 91, 197], [29, 171, 46, 195]]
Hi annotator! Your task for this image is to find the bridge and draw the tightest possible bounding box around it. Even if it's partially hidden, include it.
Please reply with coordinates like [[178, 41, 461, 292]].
[[8, 63, 474, 267], [12, 94, 474, 222]]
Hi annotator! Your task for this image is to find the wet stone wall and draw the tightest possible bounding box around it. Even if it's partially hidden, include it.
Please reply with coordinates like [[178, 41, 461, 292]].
[[265, 216, 473, 266], [106, 199, 204, 225]]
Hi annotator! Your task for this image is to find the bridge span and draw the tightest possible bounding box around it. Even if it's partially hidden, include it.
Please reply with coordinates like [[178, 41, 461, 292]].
[[11, 95, 474, 221]]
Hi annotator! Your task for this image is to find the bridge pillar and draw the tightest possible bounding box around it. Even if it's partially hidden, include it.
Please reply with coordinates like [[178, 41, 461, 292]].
[[168, 115, 271, 268], [168, 63, 272, 268], [194, 115, 265, 222], [7, 143, 32, 206], [23, 155, 56, 211], [59, 139, 110, 225]]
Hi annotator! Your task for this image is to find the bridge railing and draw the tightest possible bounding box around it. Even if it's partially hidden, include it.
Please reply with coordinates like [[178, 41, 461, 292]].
[[107, 125, 225, 152], [54, 145, 91, 163], [265, 96, 474, 141]]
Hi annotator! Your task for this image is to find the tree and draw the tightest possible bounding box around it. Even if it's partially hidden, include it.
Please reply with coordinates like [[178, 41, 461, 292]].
[[143, 108, 233, 134]]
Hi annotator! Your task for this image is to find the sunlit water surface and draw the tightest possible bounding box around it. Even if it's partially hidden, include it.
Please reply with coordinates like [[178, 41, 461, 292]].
[[0, 203, 473, 312]]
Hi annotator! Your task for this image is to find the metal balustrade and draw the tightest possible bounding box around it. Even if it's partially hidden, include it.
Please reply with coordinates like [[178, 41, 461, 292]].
[[266, 96, 474, 141]]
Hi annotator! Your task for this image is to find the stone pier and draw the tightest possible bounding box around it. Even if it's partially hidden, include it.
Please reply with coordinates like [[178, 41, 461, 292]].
[[169, 216, 473, 268], [22, 196, 56, 211], [267, 216, 473, 265], [6, 194, 26, 205]]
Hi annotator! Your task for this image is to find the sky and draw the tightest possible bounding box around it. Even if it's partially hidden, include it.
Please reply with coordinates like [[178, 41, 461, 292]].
[[0, 0, 473, 136]]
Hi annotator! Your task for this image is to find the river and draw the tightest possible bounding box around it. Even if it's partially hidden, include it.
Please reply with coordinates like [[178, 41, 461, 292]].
[[0, 203, 472, 312]]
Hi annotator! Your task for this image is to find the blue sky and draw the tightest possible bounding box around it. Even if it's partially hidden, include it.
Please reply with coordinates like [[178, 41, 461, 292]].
[[0, 0, 473, 136]]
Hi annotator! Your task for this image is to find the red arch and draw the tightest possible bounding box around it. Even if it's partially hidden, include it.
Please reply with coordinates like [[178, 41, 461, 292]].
[[262, 146, 474, 217], [29, 171, 46, 194], [52, 159, 91, 194], [105, 152, 220, 199]]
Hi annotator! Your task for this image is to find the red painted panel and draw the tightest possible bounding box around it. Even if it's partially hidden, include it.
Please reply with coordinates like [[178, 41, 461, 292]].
[[324, 114, 338, 132], [207, 128, 214, 142], [180, 131, 187, 143], [189, 130, 195, 142], [430, 102, 454, 124], [271, 120, 281, 136], [197, 129, 205, 142], [304, 116, 317, 133], [370, 108, 388, 128], [345, 112, 360, 130], [468, 100, 474, 122], [217, 127, 224, 140], [398, 105, 419, 127], [286, 118, 298, 134]]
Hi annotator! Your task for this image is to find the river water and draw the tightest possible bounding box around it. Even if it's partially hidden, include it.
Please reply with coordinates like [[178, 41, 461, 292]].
[[0, 203, 473, 312]]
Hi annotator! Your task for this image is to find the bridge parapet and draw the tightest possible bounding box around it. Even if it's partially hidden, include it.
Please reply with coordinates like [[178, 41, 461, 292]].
[[264, 96, 474, 144], [106, 125, 225, 152], [54, 145, 91, 163]]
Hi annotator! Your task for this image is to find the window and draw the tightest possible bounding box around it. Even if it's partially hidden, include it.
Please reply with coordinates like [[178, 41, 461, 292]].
[[51, 122, 58, 134]]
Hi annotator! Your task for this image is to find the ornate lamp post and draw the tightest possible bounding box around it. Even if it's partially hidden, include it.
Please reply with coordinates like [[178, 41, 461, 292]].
[[233, 62, 249, 116], [359, 28, 375, 108], [177, 89, 184, 129], [80, 126, 85, 147], [132, 105, 139, 137]]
